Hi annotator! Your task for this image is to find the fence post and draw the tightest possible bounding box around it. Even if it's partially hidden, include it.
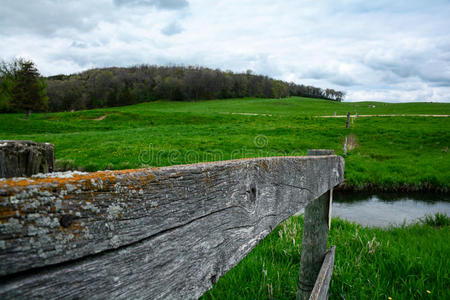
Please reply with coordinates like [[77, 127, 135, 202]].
[[0, 140, 54, 178], [297, 150, 333, 300]]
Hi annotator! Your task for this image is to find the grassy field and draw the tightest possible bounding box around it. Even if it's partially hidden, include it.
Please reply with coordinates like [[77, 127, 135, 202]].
[[1, 97, 449, 299], [0, 97, 449, 190], [200, 215, 450, 300]]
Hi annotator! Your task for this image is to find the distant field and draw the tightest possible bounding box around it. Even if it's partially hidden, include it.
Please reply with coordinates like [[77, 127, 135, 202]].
[[0, 97, 449, 190]]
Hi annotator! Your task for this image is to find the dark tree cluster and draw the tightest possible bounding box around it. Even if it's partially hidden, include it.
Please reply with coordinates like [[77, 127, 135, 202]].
[[0, 59, 48, 117], [44, 65, 345, 112]]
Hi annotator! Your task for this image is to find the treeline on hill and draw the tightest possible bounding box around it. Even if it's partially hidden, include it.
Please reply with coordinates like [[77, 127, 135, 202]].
[[1, 60, 345, 113], [46, 66, 345, 111]]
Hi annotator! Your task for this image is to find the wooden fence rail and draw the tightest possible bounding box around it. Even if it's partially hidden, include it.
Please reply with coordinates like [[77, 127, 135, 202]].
[[0, 154, 344, 299], [310, 246, 336, 300]]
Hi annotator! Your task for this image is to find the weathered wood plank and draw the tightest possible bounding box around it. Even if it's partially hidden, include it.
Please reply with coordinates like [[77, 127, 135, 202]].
[[297, 191, 331, 300], [0, 140, 54, 178], [0, 156, 344, 299], [309, 246, 336, 300], [306, 149, 335, 156]]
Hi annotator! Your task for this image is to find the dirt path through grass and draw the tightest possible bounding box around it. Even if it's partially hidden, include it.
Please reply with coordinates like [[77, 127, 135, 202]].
[[93, 115, 108, 121]]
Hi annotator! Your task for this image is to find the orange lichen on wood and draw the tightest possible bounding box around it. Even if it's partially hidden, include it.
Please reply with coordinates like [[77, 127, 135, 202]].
[[259, 161, 269, 171], [0, 169, 132, 189], [0, 209, 16, 221], [0, 206, 26, 223]]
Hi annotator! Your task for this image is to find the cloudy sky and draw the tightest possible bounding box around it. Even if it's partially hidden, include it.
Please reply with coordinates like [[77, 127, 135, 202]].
[[1, 0, 450, 102]]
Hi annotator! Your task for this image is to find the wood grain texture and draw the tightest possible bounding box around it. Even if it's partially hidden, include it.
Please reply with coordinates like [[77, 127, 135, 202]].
[[0, 156, 344, 299], [0, 140, 54, 178], [306, 150, 335, 156], [297, 191, 330, 300], [309, 246, 336, 300]]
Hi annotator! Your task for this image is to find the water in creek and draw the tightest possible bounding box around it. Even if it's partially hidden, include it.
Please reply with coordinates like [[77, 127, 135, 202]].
[[332, 192, 450, 227]]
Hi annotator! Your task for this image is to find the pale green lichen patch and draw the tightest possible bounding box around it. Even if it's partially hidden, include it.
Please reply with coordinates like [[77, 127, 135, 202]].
[[81, 201, 100, 214], [109, 235, 121, 248], [65, 184, 77, 193], [35, 216, 60, 228], [1, 217, 23, 234], [27, 224, 41, 236], [107, 204, 123, 221]]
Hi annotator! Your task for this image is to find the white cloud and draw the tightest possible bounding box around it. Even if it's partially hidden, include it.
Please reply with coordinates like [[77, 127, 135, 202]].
[[1, 0, 449, 102]]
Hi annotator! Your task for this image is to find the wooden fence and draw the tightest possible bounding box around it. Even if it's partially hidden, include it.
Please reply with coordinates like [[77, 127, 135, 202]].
[[0, 152, 343, 299]]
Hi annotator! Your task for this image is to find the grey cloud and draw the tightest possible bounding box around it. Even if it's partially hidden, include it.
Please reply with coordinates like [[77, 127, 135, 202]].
[[419, 72, 450, 87], [301, 68, 358, 87], [114, 0, 188, 10], [0, 0, 188, 38], [250, 54, 282, 78], [429, 81, 450, 87], [330, 75, 358, 87], [161, 22, 183, 36], [365, 52, 450, 87], [70, 40, 103, 49], [379, 72, 405, 85], [71, 41, 89, 49], [0, 1, 99, 37], [368, 60, 416, 79], [53, 49, 144, 71], [304, 69, 330, 80]]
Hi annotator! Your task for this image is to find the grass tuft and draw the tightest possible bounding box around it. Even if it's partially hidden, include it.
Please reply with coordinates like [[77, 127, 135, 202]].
[[420, 212, 450, 227]]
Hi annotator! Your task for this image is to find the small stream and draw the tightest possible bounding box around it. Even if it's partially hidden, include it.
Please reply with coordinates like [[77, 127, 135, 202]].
[[332, 192, 450, 227]]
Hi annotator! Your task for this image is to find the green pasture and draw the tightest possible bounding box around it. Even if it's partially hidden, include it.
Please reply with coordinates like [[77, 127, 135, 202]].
[[0, 97, 449, 190]]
